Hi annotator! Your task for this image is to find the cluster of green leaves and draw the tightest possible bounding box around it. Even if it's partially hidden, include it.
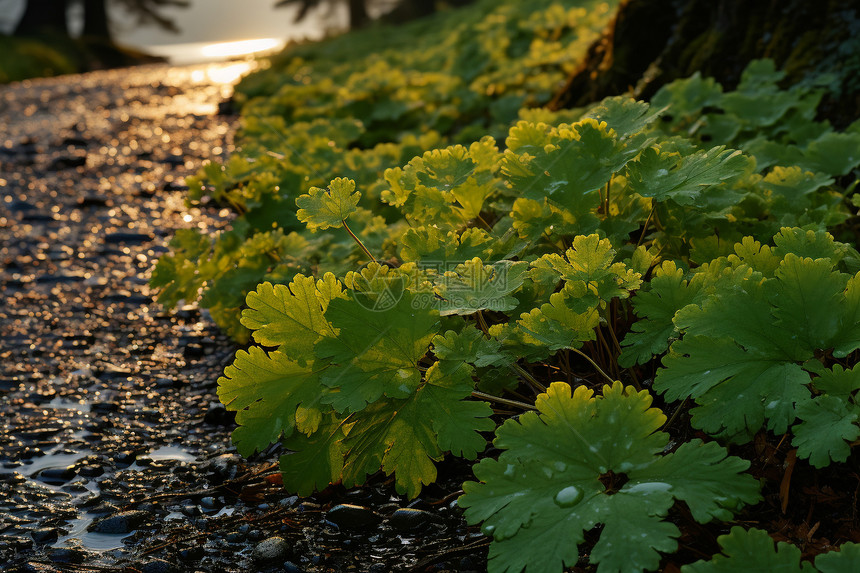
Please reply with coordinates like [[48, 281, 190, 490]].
[[627, 228, 860, 466], [217, 270, 498, 498], [681, 527, 860, 572], [151, 0, 617, 339], [153, 2, 860, 569], [460, 382, 760, 573]]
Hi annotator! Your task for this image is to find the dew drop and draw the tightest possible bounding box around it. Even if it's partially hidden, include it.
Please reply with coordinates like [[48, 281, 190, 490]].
[[554, 485, 584, 508]]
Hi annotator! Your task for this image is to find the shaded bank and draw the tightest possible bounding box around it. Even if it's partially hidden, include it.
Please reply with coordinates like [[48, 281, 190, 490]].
[[0, 33, 165, 83]]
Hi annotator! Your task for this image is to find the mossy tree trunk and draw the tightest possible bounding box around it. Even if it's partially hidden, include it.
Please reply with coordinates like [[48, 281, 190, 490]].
[[550, 0, 860, 127]]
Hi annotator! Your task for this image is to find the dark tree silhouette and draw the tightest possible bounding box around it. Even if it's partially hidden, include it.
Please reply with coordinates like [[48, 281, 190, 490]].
[[275, 0, 370, 30], [274, 0, 468, 29], [81, 0, 189, 43], [13, 0, 189, 43], [14, 0, 70, 36]]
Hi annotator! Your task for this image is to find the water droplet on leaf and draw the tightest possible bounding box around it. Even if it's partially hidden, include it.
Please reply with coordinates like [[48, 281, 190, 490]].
[[554, 485, 583, 507]]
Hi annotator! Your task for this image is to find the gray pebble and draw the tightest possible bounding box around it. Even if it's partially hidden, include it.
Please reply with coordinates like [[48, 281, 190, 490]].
[[325, 504, 382, 530], [253, 536, 290, 562], [47, 547, 87, 564], [140, 559, 174, 573], [387, 508, 440, 531], [88, 510, 149, 534], [31, 527, 59, 544]]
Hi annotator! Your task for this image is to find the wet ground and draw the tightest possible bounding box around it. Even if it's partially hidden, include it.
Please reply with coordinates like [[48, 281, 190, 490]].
[[0, 62, 486, 573]]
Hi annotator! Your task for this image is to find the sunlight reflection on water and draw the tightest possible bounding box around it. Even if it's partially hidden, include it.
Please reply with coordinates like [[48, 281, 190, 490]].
[[191, 61, 255, 85], [142, 38, 286, 65]]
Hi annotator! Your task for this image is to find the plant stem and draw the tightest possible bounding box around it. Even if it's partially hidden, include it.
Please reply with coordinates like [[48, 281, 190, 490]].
[[472, 390, 536, 411], [476, 214, 494, 231], [570, 347, 615, 385], [475, 310, 490, 334], [596, 328, 615, 376], [661, 398, 687, 431], [637, 203, 656, 247], [511, 363, 547, 392], [561, 350, 573, 385], [342, 219, 377, 263], [604, 176, 613, 216]]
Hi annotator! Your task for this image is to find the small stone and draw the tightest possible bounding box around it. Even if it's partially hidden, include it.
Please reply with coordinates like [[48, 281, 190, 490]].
[[5, 536, 33, 552], [203, 403, 235, 426], [283, 562, 306, 573], [279, 496, 299, 507], [178, 546, 204, 561], [200, 453, 241, 480], [78, 463, 104, 477], [113, 451, 139, 468], [325, 504, 383, 530], [91, 401, 119, 414], [387, 508, 440, 532], [252, 536, 290, 562], [200, 496, 218, 510], [36, 466, 77, 485], [139, 560, 174, 573], [47, 547, 87, 563], [88, 510, 149, 534], [77, 194, 111, 208], [50, 153, 87, 169], [103, 231, 154, 244], [31, 527, 59, 544], [155, 377, 177, 389], [183, 343, 205, 359], [225, 531, 245, 543]]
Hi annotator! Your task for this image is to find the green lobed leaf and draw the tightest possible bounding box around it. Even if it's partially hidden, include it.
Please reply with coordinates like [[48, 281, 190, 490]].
[[240, 274, 344, 365], [339, 361, 492, 498], [792, 394, 860, 467], [584, 96, 663, 140], [280, 412, 348, 496], [620, 261, 702, 367], [502, 118, 628, 210], [315, 287, 440, 413], [433, 325, 508, 369], [460, 382, 759, 573], [657, 235, 860, 444], [815, 543, 860, 572], [517, 288, 600, 352], [530, 234, 642, 304], [803, 131, 860, 176], [217, 347, 323, 456], [296, 177, 361, 230], [625, 145, 750, 206], [435, 259, 529, 316], [680, 527, 813, 573]]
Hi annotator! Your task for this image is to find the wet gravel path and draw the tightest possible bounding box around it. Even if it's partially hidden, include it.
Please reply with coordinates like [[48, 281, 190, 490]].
[[0, 64, 486, 573]]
